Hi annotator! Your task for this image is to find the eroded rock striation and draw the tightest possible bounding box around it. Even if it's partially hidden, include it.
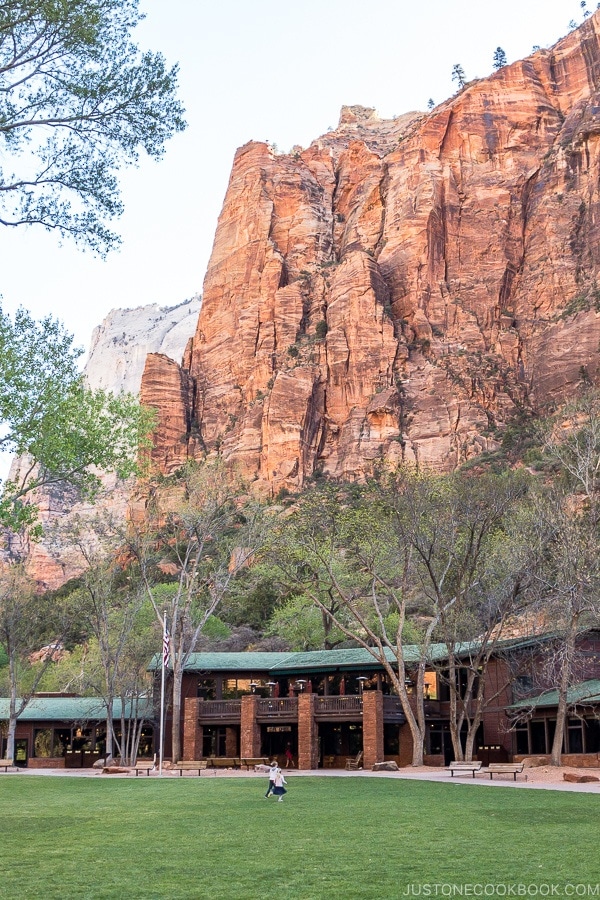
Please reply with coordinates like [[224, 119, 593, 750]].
[[141, 15, 600, 494]]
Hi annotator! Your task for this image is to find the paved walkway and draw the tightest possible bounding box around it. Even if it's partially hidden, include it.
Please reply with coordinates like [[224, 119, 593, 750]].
[[2, 766, 599, 793]]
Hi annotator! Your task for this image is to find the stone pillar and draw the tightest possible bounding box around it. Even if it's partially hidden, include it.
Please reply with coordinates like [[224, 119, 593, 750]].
[[298, 692, 318, 770], [362, 691, 384, 769], [398, 723, 414, 767], [240, 695, 261, 758], [183, 697, 202, 760], [225, 726, 239, 757]]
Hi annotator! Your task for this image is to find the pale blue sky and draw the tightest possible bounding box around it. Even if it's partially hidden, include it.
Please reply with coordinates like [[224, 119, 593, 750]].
[[0, 0, 587, 352]]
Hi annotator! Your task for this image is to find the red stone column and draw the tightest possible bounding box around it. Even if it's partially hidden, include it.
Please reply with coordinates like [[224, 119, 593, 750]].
[[183, 697, 202, 760], [362, 691, 384, 769], [225, 726, 239, 757], [240, 695, 261, 758], [298, 692, 318, 770]]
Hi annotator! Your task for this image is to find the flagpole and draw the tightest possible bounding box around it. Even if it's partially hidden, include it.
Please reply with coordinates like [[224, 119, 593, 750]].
[[159, 612, 167, 777]]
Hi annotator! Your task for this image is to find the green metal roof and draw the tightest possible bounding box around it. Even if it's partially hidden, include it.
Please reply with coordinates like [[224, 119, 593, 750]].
[[149, 632, 589, 677], [0, 696, 154, 722], [169, 644, 454, 675], [150, 651, 294, 673], [509, 679, 600, 711]]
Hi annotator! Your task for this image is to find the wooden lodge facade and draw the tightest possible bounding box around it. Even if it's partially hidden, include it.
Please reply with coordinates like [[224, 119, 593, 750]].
[[169, 634, 600, 769]]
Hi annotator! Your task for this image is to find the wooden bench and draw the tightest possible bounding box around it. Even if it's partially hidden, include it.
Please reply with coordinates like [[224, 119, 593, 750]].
[[486, 763, 525, 781], [448, 761, 482, 778], [206, 757, 240, 771], [241, 757, 269, 770], [132, 765, 155, 776], [0, 759, 15, 773], [173, 761, 209, 776]]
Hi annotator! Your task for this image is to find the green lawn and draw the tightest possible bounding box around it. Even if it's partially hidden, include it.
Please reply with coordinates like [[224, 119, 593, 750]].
[[0, 775, 598, 900]]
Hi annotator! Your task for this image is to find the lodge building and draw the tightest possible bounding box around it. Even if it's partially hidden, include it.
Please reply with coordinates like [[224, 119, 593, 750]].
[[3, 633, 600, 769], [168, 633, 600, 769]]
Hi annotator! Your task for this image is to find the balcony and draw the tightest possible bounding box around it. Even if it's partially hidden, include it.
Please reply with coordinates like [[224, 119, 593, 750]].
[[197, 700, 241, 722], [314, 696, 363, 719], [256, 698, 298, 720]]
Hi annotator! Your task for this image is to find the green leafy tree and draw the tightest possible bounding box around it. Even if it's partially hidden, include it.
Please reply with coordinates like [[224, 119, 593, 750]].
[[270, 481, 434, 765], [265, 594, 348, 651], [0, 305, 154, 537], [0, 0, 185, 253]]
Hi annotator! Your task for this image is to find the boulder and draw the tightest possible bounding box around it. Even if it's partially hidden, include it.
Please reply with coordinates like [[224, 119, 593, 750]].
[[563, 773, 600, 783], [372, 761, 399, 771]]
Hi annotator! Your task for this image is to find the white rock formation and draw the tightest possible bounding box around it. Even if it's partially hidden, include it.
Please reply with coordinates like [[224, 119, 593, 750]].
[[84, 296, 201, 393]]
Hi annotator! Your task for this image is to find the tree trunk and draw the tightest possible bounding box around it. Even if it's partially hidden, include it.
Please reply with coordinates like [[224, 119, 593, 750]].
[[171, 658, 183, 763], [105, 696, 114, 761], [550, 626, 577, 766], [7, 648, 18, 762]]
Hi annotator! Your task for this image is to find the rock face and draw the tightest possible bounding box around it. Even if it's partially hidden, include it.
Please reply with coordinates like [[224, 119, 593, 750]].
[[142, 15, 600, 493]]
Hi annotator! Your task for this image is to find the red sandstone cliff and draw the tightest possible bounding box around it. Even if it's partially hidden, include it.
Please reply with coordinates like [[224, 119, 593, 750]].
[[144, 15, 600, 493]]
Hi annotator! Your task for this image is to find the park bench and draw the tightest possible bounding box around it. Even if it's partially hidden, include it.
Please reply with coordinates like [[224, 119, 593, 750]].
[[241, 757, 269, 770], [0, 759, 16, 772], [132, 764, 155, 776], [345, 751, 363, 770], [486, 763, 525, 781], [206, 757, 241, 770], [448, 761, 483, 778], [172, 761, 209, 776]]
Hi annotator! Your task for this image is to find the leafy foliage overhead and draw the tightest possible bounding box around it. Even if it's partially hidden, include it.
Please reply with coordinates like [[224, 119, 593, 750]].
[[0, 0, 186, 252]]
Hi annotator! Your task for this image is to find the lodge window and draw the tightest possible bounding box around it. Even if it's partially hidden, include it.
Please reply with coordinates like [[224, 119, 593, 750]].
[[514, 675, 535, 698], [585, 718, 600, 752], [423, 672, 437, 700], [202, 726, 226, 757], [515, 725, 529, 755], [438, 668, 479, 702], [514, 717, 600, 755], [197, 678, 216, 699], [384, 724, 400, 755], [34, 728, 66, 758]]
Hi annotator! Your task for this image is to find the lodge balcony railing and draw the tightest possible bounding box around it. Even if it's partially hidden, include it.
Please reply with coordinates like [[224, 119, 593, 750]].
[[256, 698, 298, 718], [314, 696, 362, 717], [198, 699, 241, 720]]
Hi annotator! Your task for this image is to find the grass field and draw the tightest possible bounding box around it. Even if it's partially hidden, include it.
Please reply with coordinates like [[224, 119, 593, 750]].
[[0, 775, 598, 900]]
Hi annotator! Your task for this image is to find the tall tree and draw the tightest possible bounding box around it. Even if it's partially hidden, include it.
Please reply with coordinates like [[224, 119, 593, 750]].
[[0, 563, 72, 761], [272, 471, 530, 765], [270, 481, 433, 765], [0, 0, 185, 253], [130, 461, 264, 762], [532, 390, 600, 764], [58, 512, 155, 764]]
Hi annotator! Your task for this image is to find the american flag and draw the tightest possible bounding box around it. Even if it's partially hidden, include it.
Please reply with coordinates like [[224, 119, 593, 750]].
[[162, 627, 171, 669]]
